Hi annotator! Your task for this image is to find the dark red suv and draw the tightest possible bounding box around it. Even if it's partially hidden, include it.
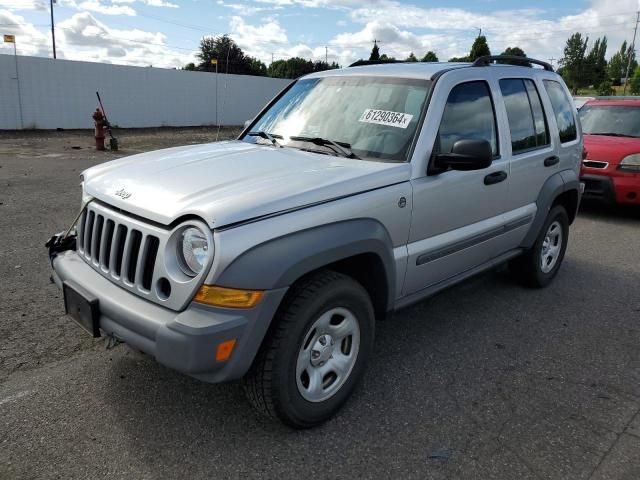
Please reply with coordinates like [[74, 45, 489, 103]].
[[579, 99, 640, 205]]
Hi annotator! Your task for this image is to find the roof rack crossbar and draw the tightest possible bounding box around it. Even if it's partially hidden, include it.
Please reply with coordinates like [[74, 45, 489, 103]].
[[348, 59, 402, 67], [472, 55, 554, 71]]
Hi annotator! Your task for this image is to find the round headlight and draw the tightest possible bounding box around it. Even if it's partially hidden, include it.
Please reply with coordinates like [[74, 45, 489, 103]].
[[179, 227, 210, 276]]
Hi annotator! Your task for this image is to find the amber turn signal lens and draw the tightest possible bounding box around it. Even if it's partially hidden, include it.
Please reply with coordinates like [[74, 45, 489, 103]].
[[193, 285, 264, 308], [216, 339, 237, 362]]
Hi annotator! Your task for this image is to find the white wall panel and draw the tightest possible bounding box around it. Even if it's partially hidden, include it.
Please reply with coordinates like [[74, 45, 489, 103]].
[[0, 55, 291, 130]]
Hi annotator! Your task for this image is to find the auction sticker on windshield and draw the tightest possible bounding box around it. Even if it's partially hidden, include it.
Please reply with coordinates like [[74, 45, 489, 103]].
[[359, 109, 413, 129]]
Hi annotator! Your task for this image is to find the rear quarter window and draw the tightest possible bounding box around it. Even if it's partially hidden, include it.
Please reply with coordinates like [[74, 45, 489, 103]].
[[543, 80, 577, 143]]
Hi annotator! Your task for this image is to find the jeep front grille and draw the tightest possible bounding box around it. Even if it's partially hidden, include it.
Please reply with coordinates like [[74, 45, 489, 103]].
[[74, 201, 208, 311], [78, 208, 159, 292]]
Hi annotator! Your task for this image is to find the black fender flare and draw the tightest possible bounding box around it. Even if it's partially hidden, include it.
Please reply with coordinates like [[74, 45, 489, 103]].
[[216, 218, 396, 312], [521, 170, 580, 249]]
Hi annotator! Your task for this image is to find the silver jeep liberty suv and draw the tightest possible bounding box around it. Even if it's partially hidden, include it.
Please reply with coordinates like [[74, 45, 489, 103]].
[[48, 55, 583, 428]]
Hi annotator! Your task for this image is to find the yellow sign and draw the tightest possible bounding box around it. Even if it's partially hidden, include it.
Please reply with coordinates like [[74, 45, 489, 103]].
[[4, 35, 15, 43], [211, 58, 218, 65]]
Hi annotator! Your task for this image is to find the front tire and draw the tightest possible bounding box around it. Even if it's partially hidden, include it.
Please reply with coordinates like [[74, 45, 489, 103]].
[[243, 270, 375, 428], [510, 205, 569, 288]]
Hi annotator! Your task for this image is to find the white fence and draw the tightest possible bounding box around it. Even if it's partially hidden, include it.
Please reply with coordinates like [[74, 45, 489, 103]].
[[0, 54, 291, 130]]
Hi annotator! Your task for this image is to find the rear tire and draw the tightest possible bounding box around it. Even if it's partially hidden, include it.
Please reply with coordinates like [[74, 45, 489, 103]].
[[242, 270, 375, 428], [510, 205, 569, 288]]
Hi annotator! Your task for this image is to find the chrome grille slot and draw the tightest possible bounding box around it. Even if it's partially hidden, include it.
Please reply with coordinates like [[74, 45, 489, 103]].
[[84, 210, 95, 256], [125, 230, 143, 284], [141, 236, 159, 291], [72, 201, 209, 311], [91, 215, 104, 265], [112, 224, 127, 278], [100, 219, 115, 269]]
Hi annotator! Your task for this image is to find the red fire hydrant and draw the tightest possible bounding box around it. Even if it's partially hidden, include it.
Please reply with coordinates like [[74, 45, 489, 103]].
[[92, 108, 106, 151]]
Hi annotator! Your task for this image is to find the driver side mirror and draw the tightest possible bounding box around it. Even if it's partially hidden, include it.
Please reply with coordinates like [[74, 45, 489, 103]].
[[433, 139, 493, 172]]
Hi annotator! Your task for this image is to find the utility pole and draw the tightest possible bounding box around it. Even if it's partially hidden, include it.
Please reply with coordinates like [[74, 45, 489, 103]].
[[271, 52, 274, 64], [548, 57, 556, 68], [50, 0, 56, 59], [325, 46, 328, 64], [623, 11, 639, 95]]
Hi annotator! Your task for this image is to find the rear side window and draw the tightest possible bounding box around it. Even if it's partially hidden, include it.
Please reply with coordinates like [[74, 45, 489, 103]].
[[543, 80, 577, 143], [434, 81, 498, 156], [499, 79, 550, 153]]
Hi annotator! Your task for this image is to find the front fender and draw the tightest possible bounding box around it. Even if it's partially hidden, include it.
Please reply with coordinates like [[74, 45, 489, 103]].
[[216, 218, 396, 311]]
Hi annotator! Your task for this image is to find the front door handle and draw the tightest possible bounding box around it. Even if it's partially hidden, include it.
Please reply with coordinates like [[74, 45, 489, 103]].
[[544, 155, 560, 167], [484, 171, 508, 185]]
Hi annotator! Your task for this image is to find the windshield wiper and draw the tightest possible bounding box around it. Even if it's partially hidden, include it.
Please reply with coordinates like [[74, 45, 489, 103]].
[[247, 131, 283, 148], [289, 136, 360, 159], [588, 132, 639, 138]]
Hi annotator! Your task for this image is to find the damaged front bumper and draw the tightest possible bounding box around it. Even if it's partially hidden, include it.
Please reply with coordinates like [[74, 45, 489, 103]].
[[47, 242, 287, 384]]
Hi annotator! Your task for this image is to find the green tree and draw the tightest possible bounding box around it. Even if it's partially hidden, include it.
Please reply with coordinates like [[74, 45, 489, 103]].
[[379, 54, 396, 61], [501, 46, 526, 57], [629, 67, 640, 95], [369, 41, 380, 61], [268, 57, 317, 79], [597, 79, 615, 96], [584, 36, 608, 87], [498, 46, 530, 66], [469, 35, 491, 61], [421, 51, 438, 62], [448, 56, 469, 62], [608, 40, 637, 86], [196, 35, 267, 76], [560, 32, 589, 94], [312, 60, 340, 72], [406, 52, 418, 62], [183, 62, 196, 71]]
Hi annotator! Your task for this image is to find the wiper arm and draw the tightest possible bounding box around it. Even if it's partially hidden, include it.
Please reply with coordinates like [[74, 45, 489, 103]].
[[247, 131, 283, 147], [589, 132, 638, 138], [289, 136, 359, 159]]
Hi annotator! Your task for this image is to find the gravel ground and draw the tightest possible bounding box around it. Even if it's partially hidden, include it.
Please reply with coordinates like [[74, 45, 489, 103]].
[[1, 129, 639, 479]]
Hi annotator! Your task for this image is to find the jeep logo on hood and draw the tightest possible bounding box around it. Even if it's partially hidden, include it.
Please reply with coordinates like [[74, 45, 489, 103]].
[[114, 188, 132, 199]]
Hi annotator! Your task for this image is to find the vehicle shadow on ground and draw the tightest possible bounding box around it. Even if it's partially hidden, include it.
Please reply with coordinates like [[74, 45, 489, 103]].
[[578, 199, 640, 222], [101, 252, 640, 477]]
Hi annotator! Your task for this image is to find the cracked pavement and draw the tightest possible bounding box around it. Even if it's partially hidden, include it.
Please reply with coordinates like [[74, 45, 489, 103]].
[[1, 129, 640, 479]]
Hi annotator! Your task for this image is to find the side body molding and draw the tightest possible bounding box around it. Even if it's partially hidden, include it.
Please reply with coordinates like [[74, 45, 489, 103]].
[[216, 219, 397, 312], [521, 169, 581, 249]]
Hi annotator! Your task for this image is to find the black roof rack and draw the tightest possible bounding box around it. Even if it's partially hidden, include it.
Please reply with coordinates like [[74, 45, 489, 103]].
[[472, 55, 553, 71], [348, 59, 402, 67]]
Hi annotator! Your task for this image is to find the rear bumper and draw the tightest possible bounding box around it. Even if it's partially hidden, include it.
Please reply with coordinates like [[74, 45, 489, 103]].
[[51, 250, 287, 383]]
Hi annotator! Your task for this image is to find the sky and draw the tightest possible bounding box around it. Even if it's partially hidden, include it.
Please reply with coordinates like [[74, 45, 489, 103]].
[[1, 0, 639, 70]]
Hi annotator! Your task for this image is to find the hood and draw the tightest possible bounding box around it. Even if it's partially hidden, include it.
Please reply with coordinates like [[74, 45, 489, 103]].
[[584, 134, 640, 165], [82, 140, 411, 228]]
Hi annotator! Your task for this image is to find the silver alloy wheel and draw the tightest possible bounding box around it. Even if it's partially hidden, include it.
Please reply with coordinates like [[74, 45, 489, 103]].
[[296, 307, 361, 403], [540, 220, 563, 273]]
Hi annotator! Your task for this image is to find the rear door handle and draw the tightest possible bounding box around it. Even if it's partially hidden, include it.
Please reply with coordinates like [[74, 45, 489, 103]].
[[484, 171, 508, 185], [544, 155, 560, 167]]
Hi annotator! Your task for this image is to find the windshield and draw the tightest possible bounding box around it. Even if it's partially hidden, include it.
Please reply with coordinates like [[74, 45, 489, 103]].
[[241, 76, 431, 162], [578, 105, 640, 137]]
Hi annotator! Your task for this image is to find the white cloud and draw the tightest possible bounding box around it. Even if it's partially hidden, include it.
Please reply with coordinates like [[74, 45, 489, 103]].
[[0, 10, 50, 56], [1, 0, 47, 11], [77, 1, 137, 15], [0, 8, 192, 67], [142, 0, 178, 8]]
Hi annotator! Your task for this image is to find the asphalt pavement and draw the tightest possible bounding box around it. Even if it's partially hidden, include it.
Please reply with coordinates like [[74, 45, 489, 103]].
[[1, 129, 639, 479]]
